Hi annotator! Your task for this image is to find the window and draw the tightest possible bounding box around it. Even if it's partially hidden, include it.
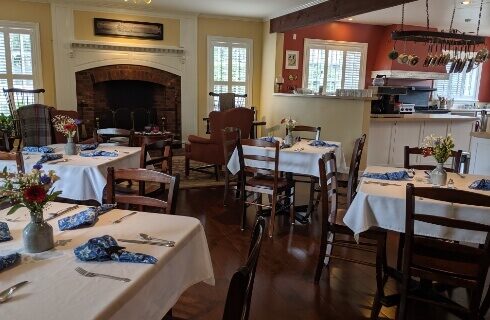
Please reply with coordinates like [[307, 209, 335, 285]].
[[207, 36, 252, 111], [0, 21, 42, 115], [435, 62, 481, 101], [303, 39, 367, 94]]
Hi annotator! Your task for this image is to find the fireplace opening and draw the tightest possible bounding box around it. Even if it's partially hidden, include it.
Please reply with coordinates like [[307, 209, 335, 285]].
[[76, 64, 181, 140]]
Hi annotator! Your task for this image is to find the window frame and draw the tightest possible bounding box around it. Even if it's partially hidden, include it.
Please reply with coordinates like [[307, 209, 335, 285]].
[[0, 20, 44, 113], [302, 38, 368, 94], [207, 35, 253, 112], [434, 61, 482, 102]]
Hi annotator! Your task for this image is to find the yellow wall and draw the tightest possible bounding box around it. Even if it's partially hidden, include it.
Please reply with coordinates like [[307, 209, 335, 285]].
[[0, 0, 55, 106], [73, 10, 181, 47], [197, 16, 264, 135]]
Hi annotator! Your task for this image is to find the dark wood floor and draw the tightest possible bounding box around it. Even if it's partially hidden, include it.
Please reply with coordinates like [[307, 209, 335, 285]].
[[171, 184, 487, 320]]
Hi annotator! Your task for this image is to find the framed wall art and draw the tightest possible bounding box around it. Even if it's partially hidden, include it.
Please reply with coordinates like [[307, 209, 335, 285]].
[[285, 50, 299, 69]]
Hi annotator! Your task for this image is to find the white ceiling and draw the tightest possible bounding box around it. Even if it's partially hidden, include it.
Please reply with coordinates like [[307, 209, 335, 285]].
[[347, 0, 490, 36]]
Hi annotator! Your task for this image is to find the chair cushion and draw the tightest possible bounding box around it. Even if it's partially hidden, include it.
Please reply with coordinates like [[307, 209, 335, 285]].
[[246, 175, 288, 190]]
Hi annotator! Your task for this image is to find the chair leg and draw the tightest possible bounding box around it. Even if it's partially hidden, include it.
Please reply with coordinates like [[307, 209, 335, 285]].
[[214, 165, 220, 181], [289, 186, 295, 225], [184, 156, 190, 177], [241, 189, 247, 231], [269, 192, 277, 238], [314, 230, 329, 283], [371, 235, 387, 320], [307, 177, 315, 214], [397, 235, 405, 271], [370, 292, 382, 320], [223, 170, 229, 207]]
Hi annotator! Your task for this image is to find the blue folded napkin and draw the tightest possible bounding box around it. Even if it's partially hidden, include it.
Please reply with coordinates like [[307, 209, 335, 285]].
[[36, 153, 63, 165], [308, 140, 339, 148], [0, 253, 20, 272], [469, 179, 490, 191], [79, 150, 118, 157], [58, 204, 116, 231], [0, 222, 12, 242], [79, 143, 98, 151], [23, 146, 54, 153], [260, 136, 278, 143], [362, 170, 411, 181], [74, 235, 157, 264]]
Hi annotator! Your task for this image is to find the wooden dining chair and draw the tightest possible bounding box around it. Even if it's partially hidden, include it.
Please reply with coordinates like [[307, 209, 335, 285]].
[[222, 127, 241, 206], [404, 146, 463, 173], [238, 139, 295, 237], [106, 167, 179, 214], [394, 184, 490, 320], [286, 125, 321, 141], [0, 151, 24, 173], [315, 153, 394, 318], [222, 216, 265, 320], [140, 139, 173, 175]]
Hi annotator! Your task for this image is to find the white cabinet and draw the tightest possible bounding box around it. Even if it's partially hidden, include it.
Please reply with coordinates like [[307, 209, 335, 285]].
[[390, 122, 422, 167], [367, 121, 394, 167], [469, 136, 490, 175]]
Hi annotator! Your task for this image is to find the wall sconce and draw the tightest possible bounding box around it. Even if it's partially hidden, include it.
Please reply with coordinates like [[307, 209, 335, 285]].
[[288, 74, 298, 81]]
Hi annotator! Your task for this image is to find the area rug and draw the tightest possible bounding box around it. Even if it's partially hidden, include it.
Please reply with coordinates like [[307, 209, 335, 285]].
[[172, 156, 226, 189]]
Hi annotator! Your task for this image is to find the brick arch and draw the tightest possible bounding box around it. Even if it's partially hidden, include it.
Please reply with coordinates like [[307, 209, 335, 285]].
[[76, 64, 181, 138]]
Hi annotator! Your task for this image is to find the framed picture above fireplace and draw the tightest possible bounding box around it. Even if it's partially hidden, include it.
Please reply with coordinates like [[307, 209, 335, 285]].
[[94, 18, 164, 40]]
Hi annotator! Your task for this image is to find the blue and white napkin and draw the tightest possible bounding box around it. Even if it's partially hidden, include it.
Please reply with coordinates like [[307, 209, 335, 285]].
[[79, 150, 118, 157], [260, 136, 278, 143], [469, 179, 490, 191], [74, 235, 157, 264], [0, 222, 12, 242], [58, 204, 116, 231], [362, 170, 411, 181], [79, 143, 98, 151], [308, 140, 339, 148], [23, 146, 54, 153], [0, 253, 20, 272], [36, 153, 63, 165]]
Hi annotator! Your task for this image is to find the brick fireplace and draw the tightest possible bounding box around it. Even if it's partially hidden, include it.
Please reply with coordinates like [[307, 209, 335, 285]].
[[75, 64, 181, 139]]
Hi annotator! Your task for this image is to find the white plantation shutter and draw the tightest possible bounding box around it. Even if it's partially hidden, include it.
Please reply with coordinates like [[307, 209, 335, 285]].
[[208, 37, 252, 111], [303, 39, 367, 94], [435, 58, 481, 101], [0, 22, 41, 115]]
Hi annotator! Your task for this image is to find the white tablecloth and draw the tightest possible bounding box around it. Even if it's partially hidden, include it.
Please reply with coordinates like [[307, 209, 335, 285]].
[[343, 166, 490, 244], [0, 202, 214, 320], [0, 144, 141, 202], [227, 138, 347, 177]]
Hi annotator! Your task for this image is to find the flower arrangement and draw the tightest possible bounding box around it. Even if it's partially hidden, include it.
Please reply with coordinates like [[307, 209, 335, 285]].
[[281, 116, 297, 130], [421, 134, 455, 164], [0, 165, 61, 218], [52, 115, 80, 139]]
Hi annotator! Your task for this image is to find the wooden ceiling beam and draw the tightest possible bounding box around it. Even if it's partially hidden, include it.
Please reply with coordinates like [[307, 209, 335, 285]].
[[270, 0, 418, 33]]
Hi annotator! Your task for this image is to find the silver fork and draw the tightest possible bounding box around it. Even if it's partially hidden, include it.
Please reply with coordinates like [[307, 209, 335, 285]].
[[75, 267, 131, 282], [112, 211, 137, 224]]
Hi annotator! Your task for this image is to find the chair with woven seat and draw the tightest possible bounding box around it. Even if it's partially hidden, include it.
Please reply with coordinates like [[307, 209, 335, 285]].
[[392, 184, 490, 320], [404, 146, 463, 173], [106, 167, 179, 214], [222, 127, 241, 206], [222, 216, 265, 320], [238, 138, 295, 238], [185, 107, 254, 180], [315, 153, 393, 318]]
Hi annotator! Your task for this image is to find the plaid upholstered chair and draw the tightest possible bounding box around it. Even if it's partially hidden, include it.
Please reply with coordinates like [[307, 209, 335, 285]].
[[17, 104, 52, 147]]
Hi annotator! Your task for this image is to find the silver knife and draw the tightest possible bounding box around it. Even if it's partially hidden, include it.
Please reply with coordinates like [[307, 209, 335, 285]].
[[0, 281, 29, 300], [45, 205, 79, 222], [117, 239, 174, 247]]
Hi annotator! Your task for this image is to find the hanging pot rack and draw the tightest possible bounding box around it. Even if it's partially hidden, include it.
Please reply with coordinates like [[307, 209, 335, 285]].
[[391, 30, 485, 46]]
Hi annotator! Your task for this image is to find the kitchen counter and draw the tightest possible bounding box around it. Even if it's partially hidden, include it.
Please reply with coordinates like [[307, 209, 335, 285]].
[[471, 131, 490, 140], [272, 93, 377, 101], [371, 114, 477, 122]]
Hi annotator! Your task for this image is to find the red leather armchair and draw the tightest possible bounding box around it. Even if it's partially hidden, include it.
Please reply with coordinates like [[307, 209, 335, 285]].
[[185, 107, 255, 180]]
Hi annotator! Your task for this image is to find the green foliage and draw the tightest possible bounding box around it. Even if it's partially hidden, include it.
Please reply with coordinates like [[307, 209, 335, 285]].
[[0, 113, 14, 136]]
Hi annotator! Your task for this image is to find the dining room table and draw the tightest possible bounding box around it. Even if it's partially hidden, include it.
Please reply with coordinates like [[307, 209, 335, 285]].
[[0, 202, 215, 320], [343, 166, 490, 244], [0, 144, 141, 203]]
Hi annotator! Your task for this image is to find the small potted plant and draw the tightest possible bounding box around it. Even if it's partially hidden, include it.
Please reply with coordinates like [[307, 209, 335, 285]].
[[281, 116, 297, 146], [0, 165, 61, 253], [421, 134, 455, 186], [52, 115, 80, 155]]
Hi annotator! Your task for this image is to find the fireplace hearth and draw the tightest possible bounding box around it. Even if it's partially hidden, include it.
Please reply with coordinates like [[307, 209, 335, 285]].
[[76, 64, 181, 139]]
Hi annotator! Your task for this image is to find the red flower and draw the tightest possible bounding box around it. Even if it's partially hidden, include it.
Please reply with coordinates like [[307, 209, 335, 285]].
[[23, 185, 47, 203], [64, 123, 77, 132]]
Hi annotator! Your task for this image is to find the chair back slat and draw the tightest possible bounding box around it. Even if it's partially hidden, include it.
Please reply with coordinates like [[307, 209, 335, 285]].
[[416, 213, 490, 233], [238, 139, 279, 182], [404, 146, 462, 173], [318, 153, 338, 227], [346, 134, 366, 208], [287, 125, 321, 141], [106, 167, 179, 214], [243, 154, 275, 162], [140, 139, 173, 174], [222, 217, 265, 320]]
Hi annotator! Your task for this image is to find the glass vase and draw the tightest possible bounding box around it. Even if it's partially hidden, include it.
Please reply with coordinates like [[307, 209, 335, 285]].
[[64, 136, 77, 155], [430, 162, 447, 186], [23, 210, 54, 253], [284, 133, 294, 146]]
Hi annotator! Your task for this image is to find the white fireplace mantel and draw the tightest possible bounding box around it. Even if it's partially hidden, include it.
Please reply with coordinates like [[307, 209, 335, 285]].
[[51, 3, 197, 140]]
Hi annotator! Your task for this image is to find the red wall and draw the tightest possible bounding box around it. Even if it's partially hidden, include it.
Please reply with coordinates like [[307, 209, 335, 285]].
[[281, 21, 490, 102]]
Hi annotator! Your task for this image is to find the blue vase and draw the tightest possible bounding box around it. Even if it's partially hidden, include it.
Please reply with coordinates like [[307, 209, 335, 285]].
[[23, 211, 54, 253]]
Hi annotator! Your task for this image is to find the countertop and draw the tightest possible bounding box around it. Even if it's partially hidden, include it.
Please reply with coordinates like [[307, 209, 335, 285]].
[[272, 93, 376, 101], [471, 132, 490, 139], [371, 114, 478, 122]]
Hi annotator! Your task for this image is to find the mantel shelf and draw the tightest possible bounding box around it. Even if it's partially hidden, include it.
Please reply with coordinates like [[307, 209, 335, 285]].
[[70, 40, 185, 55]]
